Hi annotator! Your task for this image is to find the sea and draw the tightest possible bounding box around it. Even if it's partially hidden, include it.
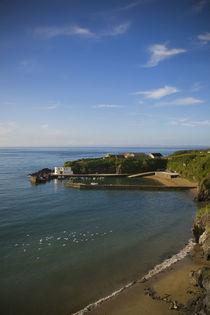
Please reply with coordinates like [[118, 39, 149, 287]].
[[0, 147, 202, 314]]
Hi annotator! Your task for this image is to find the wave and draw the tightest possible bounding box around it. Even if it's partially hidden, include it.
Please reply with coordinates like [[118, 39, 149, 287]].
[[73, 238, 195, 315]]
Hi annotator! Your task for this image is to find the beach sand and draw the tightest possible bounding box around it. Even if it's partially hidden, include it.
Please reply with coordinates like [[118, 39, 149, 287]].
[[88, 246, 208, 315], [150, 175, 198, 195], [151, 174, 197, 187]]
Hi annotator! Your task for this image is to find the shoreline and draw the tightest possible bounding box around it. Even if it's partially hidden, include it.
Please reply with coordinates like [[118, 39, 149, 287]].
[[73, 239, 196, 315], [87, 250, 207, 315]]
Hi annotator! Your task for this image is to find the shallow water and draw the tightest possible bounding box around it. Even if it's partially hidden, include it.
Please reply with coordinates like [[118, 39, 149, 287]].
[[0, 147, 198, 314]]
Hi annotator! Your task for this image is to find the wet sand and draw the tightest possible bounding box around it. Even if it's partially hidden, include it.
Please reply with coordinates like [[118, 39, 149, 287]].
[[86, 246, 208, 315]]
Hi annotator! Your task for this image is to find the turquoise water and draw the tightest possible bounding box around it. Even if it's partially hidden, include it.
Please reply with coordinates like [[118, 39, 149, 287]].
[[0, 147, 199, 314]]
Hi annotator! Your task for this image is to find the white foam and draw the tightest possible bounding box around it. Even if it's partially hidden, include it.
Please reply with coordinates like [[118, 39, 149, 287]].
[[139, 238, 194, 281], [73, 239, 195, 315]]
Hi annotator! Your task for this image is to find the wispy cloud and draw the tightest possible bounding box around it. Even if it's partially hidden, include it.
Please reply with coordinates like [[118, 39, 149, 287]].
[[47, 104, 59, 110], [94, 104, 124, 108], [34, 25, 94, 38], [169, 118, 188, 126], [169, 118, 210, 127], [34, 22, 130, 39], [39, 124, 65, 136], [191, 82, 203, 92], [197, 32, 210, 44], [182, 120, 210, 127], [133, 85, 180, 99], [0, 121, 17, 135], [118, 1, 145, 11], [155, 97, 204, 107], [0, 125, 10, 136], [20, 59, 36, 71], [192, 0, 210, 13], [144, 44, 187, 67], [103, 22, 131, 36]]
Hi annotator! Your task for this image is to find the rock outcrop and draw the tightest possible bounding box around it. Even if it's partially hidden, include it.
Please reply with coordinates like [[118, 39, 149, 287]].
[[195, 185, 210, 202], [192, 206, 210, 260], [29, 168, 52, 184], [192, 205, 210, 314]]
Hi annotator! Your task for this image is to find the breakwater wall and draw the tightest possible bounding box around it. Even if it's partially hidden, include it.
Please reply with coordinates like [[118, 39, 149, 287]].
[[128, 172, 155, 178], [66, 183, 197, 191]]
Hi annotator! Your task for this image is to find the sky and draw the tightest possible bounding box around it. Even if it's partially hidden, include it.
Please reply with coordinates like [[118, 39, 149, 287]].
[[0, 0, 210, 147]]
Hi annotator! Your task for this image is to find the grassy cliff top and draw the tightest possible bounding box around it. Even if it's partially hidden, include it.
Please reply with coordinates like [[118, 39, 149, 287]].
[[64, 156, 167, 174], [196, 204, 210, 217], [169, 149, 210, 157], [167, 149, 210, 186]]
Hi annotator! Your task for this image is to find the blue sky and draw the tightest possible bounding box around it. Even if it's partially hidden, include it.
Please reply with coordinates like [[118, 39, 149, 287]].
[[0, 0, 210, 146]]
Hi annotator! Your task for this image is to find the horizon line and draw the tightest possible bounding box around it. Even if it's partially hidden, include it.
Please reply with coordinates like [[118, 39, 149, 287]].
[[0, 145, 209, 148]]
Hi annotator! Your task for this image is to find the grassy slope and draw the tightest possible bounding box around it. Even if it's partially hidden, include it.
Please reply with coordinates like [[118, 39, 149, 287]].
[[64, 157, 167, 174], [196, 203, 210, 217], [167, 150, 210, 192]]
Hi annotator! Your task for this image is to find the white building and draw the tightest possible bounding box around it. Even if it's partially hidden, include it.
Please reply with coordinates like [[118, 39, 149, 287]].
[[54, 167, 73, 175], [149, 153, 163, 159]]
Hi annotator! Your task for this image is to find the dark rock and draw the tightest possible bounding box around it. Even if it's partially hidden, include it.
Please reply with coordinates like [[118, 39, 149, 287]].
[[29, 168, 53, 184], [195, 185, 210, 202]]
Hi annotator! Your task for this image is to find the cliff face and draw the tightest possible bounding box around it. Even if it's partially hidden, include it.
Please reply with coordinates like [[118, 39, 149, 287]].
[[193, 205, 210, 260], [196, 184, 210, 202], [192, 205, 210, 314]]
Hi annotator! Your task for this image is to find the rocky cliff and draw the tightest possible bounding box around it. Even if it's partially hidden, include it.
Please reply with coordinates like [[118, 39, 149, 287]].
[[192, 204, 210, 314]]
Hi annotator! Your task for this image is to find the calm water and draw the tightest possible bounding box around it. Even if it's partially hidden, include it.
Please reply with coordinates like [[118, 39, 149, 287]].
[[0, 147, 199, 314]]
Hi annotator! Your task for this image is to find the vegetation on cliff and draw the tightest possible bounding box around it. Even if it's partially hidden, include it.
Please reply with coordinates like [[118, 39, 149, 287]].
[[167, 149, 210, 199], [64, 157, 167, 174], [196, 203, 210, 218]]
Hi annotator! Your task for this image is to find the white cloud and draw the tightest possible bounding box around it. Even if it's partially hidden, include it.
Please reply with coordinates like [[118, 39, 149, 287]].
[[34, 25, 94, 38], [94, 104, 123, 108], [155, 97, 204, 107], [197, 32, 210, 44], [134, 85, 179, 99], [144, 44, 187, 67], [169, 118, 210, 127], [104, 22, 130, 36]]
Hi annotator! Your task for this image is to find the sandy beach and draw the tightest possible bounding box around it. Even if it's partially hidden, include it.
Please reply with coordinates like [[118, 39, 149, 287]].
[[151, 175, 197, 187], [83, 245, 209, 315]]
